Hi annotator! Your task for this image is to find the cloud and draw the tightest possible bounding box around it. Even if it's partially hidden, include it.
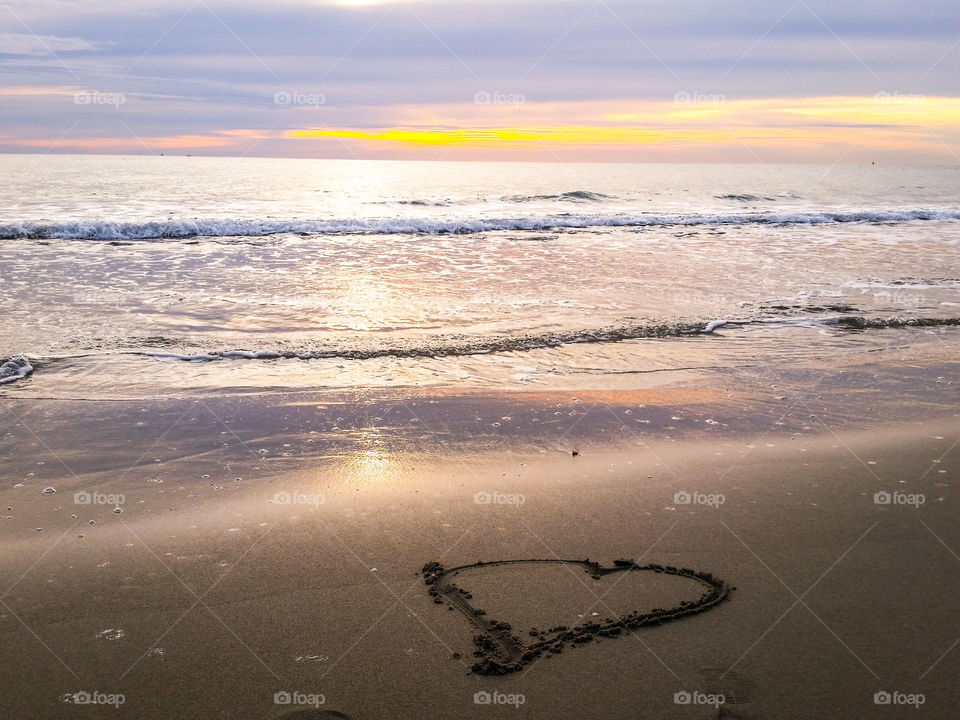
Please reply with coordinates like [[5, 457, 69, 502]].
[[0, 0, 956, 160], [12, 132, 235, 151], [286, 96, 960, 146], [0, 32, 105, 57]]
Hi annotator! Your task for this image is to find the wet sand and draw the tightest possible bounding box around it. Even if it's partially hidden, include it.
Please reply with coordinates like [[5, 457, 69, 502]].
[[0, 391, 957, 718]]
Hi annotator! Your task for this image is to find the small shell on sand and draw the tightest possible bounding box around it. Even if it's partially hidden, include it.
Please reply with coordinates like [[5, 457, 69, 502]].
[[96, 628, 125, 641]]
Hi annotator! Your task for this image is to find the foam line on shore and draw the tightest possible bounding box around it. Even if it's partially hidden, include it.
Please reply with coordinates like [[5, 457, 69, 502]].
[[4, 314, 957, 386]]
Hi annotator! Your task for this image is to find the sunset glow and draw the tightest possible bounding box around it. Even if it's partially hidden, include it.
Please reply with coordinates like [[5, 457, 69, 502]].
[[1, 0, 956, 162], [287, 96, 960, 152]]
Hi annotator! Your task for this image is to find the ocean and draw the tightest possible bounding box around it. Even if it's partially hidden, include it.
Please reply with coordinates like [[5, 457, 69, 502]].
[[1, 155, 958, 400]]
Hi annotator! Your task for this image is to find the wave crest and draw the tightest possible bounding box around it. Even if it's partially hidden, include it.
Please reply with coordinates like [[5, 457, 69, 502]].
[[4, 208, 957, 240], [503, 190, 613, 203]]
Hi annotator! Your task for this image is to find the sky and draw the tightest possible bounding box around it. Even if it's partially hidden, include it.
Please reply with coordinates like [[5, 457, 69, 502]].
[[1, 0, 958, 162]]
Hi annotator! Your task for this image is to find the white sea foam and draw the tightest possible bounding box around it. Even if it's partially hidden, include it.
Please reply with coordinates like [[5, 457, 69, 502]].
[[153, 350, 286, 361], [2, 208, 958, 240], [0, 356, 33, 384], [152, 353, 224, 362]]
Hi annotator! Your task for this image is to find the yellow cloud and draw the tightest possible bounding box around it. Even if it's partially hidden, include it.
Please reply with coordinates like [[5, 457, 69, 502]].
[[771, 95, 960, 126], [288, 96, 960, 150], [290, 126, 675, 146]]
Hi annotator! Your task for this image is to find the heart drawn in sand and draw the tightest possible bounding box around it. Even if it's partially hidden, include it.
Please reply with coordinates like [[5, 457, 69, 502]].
[[422, 558, 733, 675]]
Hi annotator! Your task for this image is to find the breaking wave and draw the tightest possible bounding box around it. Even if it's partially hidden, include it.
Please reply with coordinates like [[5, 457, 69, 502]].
[[502, 190, 614, 203], [3, 208, 959, 240]]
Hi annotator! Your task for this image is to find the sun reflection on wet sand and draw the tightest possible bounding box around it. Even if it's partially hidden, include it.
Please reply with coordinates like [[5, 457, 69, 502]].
[[340, 426, 406, 484]]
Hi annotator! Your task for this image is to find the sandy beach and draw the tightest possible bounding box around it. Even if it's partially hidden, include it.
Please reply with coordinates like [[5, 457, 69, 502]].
[[2, 374, 957, 718]]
